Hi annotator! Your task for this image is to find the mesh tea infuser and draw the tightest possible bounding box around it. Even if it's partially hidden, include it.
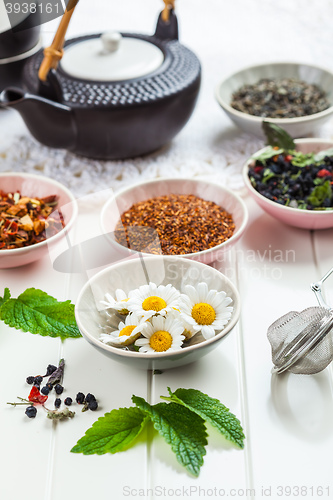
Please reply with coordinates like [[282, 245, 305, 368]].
[[267, 267, 333, 375]]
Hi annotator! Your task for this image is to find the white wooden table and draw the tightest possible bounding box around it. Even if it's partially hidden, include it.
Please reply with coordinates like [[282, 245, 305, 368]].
[[1, 193, 333, 500], [1, 0, 333, 498]]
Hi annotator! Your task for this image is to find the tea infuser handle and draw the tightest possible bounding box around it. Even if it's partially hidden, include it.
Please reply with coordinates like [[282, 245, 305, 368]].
[[311, 266, 333, 309], [38, 0, 79, 82]]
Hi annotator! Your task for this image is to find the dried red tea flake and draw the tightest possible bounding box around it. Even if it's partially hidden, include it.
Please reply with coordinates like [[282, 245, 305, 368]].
[[28, 386, 48, 404]]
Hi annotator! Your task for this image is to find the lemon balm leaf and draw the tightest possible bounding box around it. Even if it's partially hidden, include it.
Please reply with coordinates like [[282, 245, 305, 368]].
[[164, 388, 245, 449], [132, 395, 207, 477], [0, 288, 11, 307], [71, 407, 148, 455], [0, 288, 81, 340]]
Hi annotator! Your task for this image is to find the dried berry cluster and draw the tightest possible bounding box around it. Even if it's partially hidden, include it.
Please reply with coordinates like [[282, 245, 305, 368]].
[[8, 360, 98, 419]]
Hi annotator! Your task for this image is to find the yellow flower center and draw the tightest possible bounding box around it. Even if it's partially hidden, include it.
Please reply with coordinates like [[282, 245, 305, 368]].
[[119, 325, 136, 337], [191, 303, 216, 325], [118, 299, 130, 315], [149, 330, 173, 352], [142, 296, 167, 312]]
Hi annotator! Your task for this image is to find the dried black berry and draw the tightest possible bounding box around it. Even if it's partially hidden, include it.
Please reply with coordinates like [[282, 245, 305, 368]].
[[45, 364, 57, 376], [34, 376, 43, 386], [54, 384, 63, 395], [41, 386, 50, 395], [75, 392, 85, 404], [25, 406, 37, 418], [88, 400, 98, 411], [64, 397, 72, 406], [54, 398, 61, 408], [85, 393, 96, 403], [26, 376, 34, 385]]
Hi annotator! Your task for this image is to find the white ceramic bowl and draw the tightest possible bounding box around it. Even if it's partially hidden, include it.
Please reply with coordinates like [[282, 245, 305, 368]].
[[75, 255, 241, 370], [216, 62, 333, 138], [100, 177, 248, 264], [243, 138, 333, 230], [0, 173, 77, 268]]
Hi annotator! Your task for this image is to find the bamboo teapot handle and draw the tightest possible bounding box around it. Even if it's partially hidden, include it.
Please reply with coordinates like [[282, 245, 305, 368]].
[[38, 0, 79, 82], [162, 0, 176, 22]]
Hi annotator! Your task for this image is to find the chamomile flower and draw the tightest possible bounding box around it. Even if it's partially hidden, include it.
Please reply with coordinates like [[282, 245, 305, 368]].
[[178, 282, 233, 340], [169, 309, 198, 340], [100, 288, 130, 315], [135, 315, 185, 353], [99, 313, 147, 347], [127, 282, 180, 320]]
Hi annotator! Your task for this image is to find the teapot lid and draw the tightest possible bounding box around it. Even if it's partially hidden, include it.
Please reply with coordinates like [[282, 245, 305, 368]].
[[60, 33, 164, 82]]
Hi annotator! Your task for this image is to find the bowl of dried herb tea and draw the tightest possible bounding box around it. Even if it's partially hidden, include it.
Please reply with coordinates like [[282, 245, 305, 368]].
[[216, 62, 333, 138], [243, 138, 333, 229], [0, 172, 77, 268], [100, 177, 248, 264], [75, 255, 241, 370]]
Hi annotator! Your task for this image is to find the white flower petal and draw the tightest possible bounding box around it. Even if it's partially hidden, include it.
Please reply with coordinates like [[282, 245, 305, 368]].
[[197, 282, 209, 302], [201, 325, 216, 339], [184, 284, 198, 303]]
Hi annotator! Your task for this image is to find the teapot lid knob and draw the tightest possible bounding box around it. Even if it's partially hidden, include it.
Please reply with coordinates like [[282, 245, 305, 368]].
[[101, 31, 122, 53]]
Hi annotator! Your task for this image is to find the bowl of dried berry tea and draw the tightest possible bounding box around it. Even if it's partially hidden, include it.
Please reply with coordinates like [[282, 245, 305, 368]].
[[100, 177, 248, 265], [0, 172, 77, 268], [75, 255, 241, 370], [243, 137, 333, 229], [216, 62, 333, 138]]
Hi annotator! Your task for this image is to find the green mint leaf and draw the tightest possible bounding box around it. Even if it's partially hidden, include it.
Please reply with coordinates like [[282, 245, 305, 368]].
[[290, 151, 315, 167], [0, 288, 11, 309], [307, 180, 332, 207], [262, 121, 295, 150], [133, 395, 207, 477], [251, 146, 284, 163], [0, 288, 81, 340], [165, 388, 245, 449], [313, 148, 333, 163], [262, 168, 278, 184], [71, 407, 148, 455]]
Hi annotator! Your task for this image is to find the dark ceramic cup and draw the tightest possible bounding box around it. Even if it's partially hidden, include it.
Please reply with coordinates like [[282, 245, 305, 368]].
[[0, 10, 41, 91]]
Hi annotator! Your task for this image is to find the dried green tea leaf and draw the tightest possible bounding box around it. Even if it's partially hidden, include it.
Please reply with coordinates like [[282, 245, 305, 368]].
[[133, 395, 207, 477], [71, 407, 148, 455], [164, 388, 245, 449]]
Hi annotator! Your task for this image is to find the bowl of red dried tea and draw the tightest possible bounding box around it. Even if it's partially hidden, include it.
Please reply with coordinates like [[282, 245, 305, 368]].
[[243, 138, 333, 229], [75, 255, 241, 370], [0, 173, 77, 268], [100, 178, 248, 264], [216, 62, 333, 138]]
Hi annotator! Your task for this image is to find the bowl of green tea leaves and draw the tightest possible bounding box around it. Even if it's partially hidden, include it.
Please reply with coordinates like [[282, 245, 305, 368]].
[[216, 62, 333, 138], [243, 122, 333, 229]]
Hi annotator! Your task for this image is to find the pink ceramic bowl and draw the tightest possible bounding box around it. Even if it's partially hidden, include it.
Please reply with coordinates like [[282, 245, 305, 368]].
[[0, 173, 77, 268], [243, 139, 333, 230], [100, 177, 248, 264]]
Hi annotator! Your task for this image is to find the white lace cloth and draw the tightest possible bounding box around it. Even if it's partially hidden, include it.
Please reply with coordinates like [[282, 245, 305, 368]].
[[1, 0, 333, 199]]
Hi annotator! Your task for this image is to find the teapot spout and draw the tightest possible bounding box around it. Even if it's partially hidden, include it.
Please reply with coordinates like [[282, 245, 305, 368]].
[[0, 88, 77, 150]]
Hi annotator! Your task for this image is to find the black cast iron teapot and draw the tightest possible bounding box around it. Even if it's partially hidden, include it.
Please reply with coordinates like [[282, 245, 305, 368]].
[[0, 0, 201, 160]]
